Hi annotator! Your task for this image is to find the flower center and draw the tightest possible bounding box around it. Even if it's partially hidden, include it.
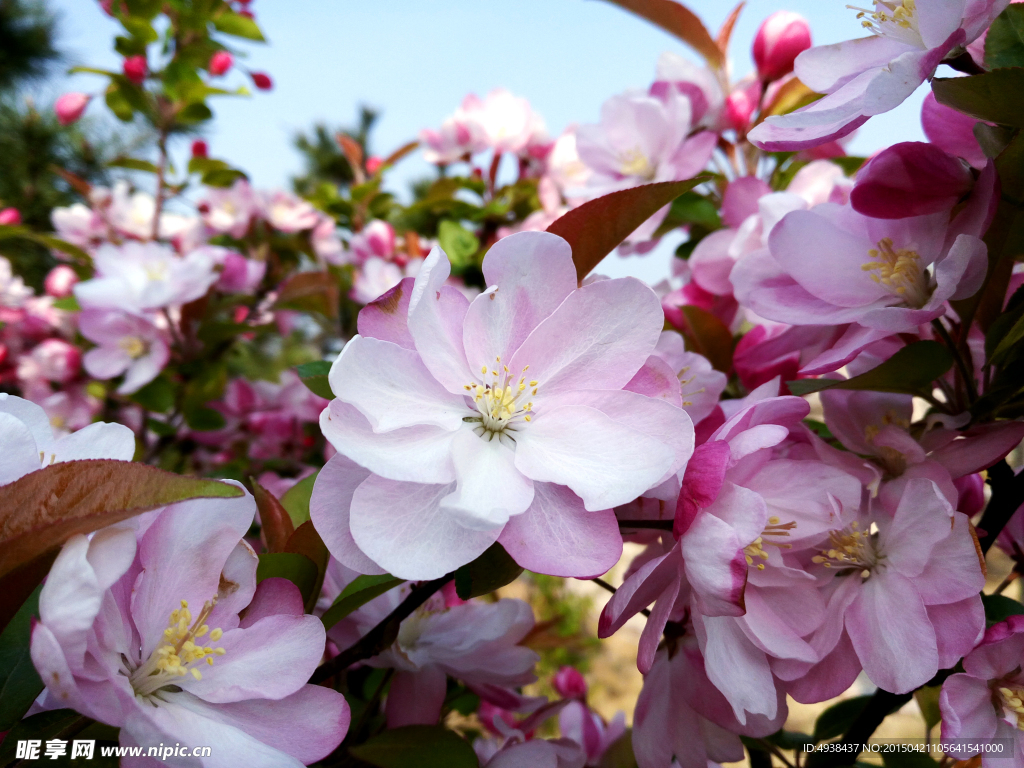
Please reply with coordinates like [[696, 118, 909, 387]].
[[463, 356, 537, 440], [619, 148, 657, 181], [861, 237, 930, 307], [812, 522, 876, 575], [998, 686, 1024, 731], [677, 365, 707, 409], [848, 1, 921, 46], [744, 517, 797, 570], [118, 336, 148, 359], [128, 599, 226, 699]]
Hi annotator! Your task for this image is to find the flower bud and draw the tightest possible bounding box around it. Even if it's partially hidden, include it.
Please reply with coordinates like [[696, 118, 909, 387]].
[[209, 51, 233, 76], [753, 11, 811, 82], [250, 71, 273, 90], [44, 265, 79, 298], [0, 208, 21, 226], [552, 666, 587, 699], [725, 82, 760, 133], [191, 139, 209, 158], [122, 55, 147, 85], [850, 141, 974, 219], [54, 93, 91, 126], [365, 155, 384, 175]]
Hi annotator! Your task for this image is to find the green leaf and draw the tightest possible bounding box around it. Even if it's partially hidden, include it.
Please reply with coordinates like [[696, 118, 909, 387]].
[[121, 16, 158, 44], [437, 220, 480, 267], [183, 405, 226, 431], [213, 10, 266, 41], [105, 83, 135, 122], [881, 752, 938, 767], [296, 360, 334, 400], [321, 574, 406, 630], [547, 176, 710, 281], [454, 543, 523, 600], [0, 461, 242, 583], [256, 552, 318, 599], [933, 69, 1024, 128], [51, 296, 80, 312], [787, 341, 953, 397], [178, 102, 213, 125], [0, 709, 84, 766], [986, 4, 1024, 69], [982, 593, 1024, 627], [766, 730, 814, 751], [108, 156, 160, 174], [812, 695, 872, 742], [0, 585, 43, 730], [281, 472, 318, 527], [664, 191, 720, 229], [347, 725, 479, 768], [203, 168, 247, 187], [130, 374, 175, 413], [914, 685, 942, 732]]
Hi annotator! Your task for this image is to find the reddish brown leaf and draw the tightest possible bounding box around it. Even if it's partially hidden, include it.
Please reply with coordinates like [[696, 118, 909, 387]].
[[251, 480, 294, 554], [672, 305, 735, 374], [547, 177, 708, 281], [379, 140, 420, 171], [758, 78, 819, 122], [716, 2, 745, 56], [274, 271, 340, 319], [337, 133, 365, 183], [597, 0, 723, 67], [0, 460, 244, 581], [285, 521, 330, 612], [0, 552, 56, 633]]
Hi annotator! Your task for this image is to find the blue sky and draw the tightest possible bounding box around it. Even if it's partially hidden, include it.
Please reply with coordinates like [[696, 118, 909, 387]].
[[44, 0, 930, 280]]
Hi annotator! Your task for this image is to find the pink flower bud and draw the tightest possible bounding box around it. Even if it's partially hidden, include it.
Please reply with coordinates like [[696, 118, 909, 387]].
[[29, 339, 82, 383], [0, 208, 21, 226], [191, 139, 209, 158], [552, 666, 587, 699], [365, 155, 384, 175], [250, 71, 273, 90], [850, 141, 974, 219], [209, 51, 233, 76], [238, 9, 254, 18], [100, 0, 115, 15], [753, 11, 811, 82], [44, 265, 79, 298], [122, 55, 147, 85], [725, 82, 760, 132], [54, 93, 91, 126]]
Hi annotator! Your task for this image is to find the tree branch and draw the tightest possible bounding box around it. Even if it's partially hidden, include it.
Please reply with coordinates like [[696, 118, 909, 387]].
[[978, 459, 1024, 554], [310, 573, 453, 684]]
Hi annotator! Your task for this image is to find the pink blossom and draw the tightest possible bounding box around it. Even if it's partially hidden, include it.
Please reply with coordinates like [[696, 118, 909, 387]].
[[753, 11, 812, 82], [122, 54, 147, 84], [479, 737, 586, 768], [44, 265, 79, 298], [312, 232, 693, 580], [75, 241, 217, 314], [199, 180, 258, 238], [0, 207, 21, 225], [212, 248, 266, 294], [79, 309, 170, 394], [0, 256, 32, 309], [54, 93, 91, 125], [351, 256, 423, 305], [30, 385, 102, 434], [30, 490, 350, 765], [51, 202, 107, 248], [17, 338, 81, 384], [940, 617, 1024, 765], [732, 196, 990, 334], [922, 91, 989, 169], [789, 478, 985, 698], [311, 216, 344, 264], [420, 95, 489, 164], [552, 666, 588, 699], [325, 569, 538, 728], [0, 393, 133, 485], [851, 141, 975, 219], [558, 700, 626, 766], [654, 52, 725, 130], [209, 50, 233, 76], [748, 1, 1010, 151], [725, 80, 761, 132], [259, 190, 319, 233], [475, 88, 546, 155], [348, 219, 396, 264], [626, 331, 727, 426]]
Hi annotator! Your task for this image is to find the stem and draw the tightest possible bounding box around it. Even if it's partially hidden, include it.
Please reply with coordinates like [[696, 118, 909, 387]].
[[978, 459, 1024, 554], [943, 51, 985, 76], [932, 320, 978, 404], [152, 131, 169, 241], [995, 570, 1019, 595], [618, 520, 674, 531], [310, 573, 453, 684], [349, 667, 394, 739], [487, 151, 502, 196]]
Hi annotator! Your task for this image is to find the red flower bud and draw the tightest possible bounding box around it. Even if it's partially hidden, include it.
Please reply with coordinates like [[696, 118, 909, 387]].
[[365, 156, 384, 175], [0, 208, 21, 226], [250, 71, 273, 91], [54, 93, 91, 125], [552, 666, 587, 699], [191, 139, 209, 158], [209, 51, 234, 77], [753, 11, 812, 82], [122, 55, 148, 85]]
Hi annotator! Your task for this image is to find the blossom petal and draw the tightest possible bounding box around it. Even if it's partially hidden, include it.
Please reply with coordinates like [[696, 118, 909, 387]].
[[349, 474, 499, 579], [514, 405, 673, 510], [499, 482, 622, 578], [441, 428, 534, 530], [309, 452, 386, 575], [357, 277, 416, 349], [794, 36, 914, 93], [694, 611, 778, 723], [939, 673, 998, 742], [929, 597, 985, 669], [53, 422, 135, 463], [0, 412, 42, 484], [408, 246, 474, 392]]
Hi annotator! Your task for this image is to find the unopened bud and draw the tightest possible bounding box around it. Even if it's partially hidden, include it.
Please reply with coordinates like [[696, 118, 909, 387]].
[[250, 71, 273, 91], [54, 93, 91, 126], [0, 208, 21, 226], [209, 51, 233, 76], [191, 139, 209, 158], [552, 666, 587, 699], [122, 55, 147, 85], [365, 155, 384, 175], [851, 141, 974, 219], [44, 265, 79, 298], [753, 11, 811, 82]]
